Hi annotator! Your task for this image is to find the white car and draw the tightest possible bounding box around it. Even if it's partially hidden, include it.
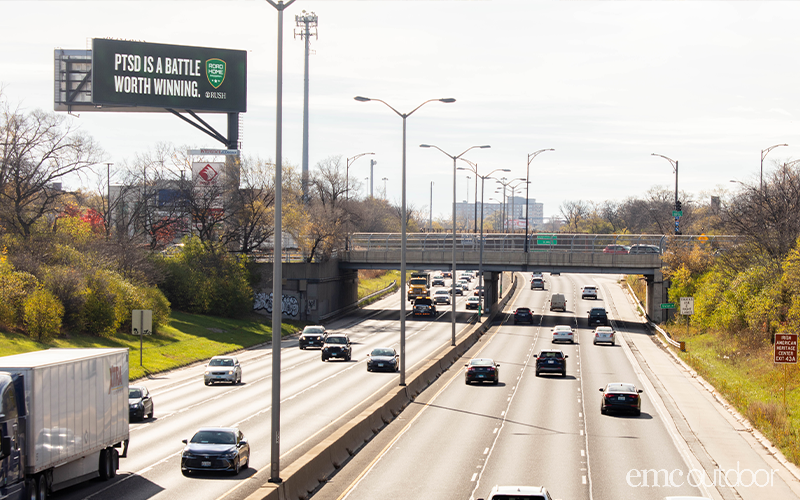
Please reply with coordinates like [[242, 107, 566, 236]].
[[459, 280, 470, 291], [433, 289, 451, 305], [551, 325, 574, 343], [593, 326, 615, 345], [478, 486, 553, 500]]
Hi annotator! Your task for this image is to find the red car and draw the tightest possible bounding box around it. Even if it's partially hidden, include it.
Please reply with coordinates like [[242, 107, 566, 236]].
[[603, 244, 630, 254]]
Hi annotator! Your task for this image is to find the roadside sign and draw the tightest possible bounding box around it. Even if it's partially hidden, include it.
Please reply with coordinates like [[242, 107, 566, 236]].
[[660, 303, 675, 309], [680, 297, 694, 315], [537, 234, 557, 245], [132, 310, 153, 336], [774, 333, 798, 364], [672, 210, 683, 217], [698, 234, 709, 243], [188, 148, 240, 156]]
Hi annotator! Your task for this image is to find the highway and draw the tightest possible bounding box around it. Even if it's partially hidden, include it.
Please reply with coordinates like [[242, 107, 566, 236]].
[[312, 273, 800, 500], [51, 272, 800, 500], [52, 274, 484, 500]]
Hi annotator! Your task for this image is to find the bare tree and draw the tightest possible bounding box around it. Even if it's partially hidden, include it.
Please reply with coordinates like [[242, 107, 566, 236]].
[[559, 200, 590, 232], [0, 102, 102, 238], [227, 156, 275, 253]]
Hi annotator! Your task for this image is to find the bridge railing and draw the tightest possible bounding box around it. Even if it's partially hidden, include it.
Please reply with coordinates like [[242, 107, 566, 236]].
[[349, 233, 736, 253]]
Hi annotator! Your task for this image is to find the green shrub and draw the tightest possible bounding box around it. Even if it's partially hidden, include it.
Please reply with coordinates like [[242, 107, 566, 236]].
[[23, 288, 64, 342], [154, 236, 254, 317]]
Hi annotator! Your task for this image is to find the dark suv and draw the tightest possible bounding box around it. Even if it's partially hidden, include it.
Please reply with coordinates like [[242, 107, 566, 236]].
[[513, 307, 534, 324], [298, 325, 327, 349], [588, 307, 609, 327], [321, 334, 352, 361], [535, 349, 568, 377]]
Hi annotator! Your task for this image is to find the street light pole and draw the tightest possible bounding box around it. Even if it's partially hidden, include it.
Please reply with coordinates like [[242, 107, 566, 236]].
[[346, 152, 375, 201], [509, 179, 528, 234], [761, 143, 788, 191], [651, 153, 680, 235], [265, 0, 296, 484], [355, 96, 455, 385], [429, 181, 434, 231], [495, 177, 526, 233], [459, 165, 510, 316], [420, 143, 490, 346], [524, 149, 554, 251]]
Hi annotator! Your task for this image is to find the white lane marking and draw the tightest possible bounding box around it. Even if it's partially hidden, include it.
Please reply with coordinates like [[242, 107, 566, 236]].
[[582, 475, 587, 485], [581, 449, 585, 457], [580, 429, 584, 436], [493, 428, 498, 434], [471, 473, 478, 482], [579, 412, 583, 418], [483, 447, 489, 455]]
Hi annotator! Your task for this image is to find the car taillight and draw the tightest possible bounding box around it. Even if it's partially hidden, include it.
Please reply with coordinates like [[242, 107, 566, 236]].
[[605, 394, 614, 399]]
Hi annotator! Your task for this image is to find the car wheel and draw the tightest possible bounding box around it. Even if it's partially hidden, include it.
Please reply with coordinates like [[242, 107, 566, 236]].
[[367, 366, 371, 372], [148, 404, 154, 419], [535, 371, 540, 377], [204, 380, 210, 386], [182, 469, 190, 477], [300, 345, 305, 350], [600, 406, 607, 415], [465, 379, 470, 385], [346, 354, 352, 361], [635, 410, 641, 417], [561, 370, 566, 377], [493, 378, 499, 385]]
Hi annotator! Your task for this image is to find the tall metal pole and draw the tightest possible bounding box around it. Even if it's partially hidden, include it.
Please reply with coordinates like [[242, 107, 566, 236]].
[[266, 0, 295, 484], [295, 11, 317, 203], [473, 171, 478, 234], [382, 177, 388, 199], [420, 144, 490, 347], [355, 96, 455, 385], [524, 149, 554, 251], [346, 152, 375, 201], [370, 159, 377, 198], [429, 181, 434, 230], [761, 143, 788, 191]]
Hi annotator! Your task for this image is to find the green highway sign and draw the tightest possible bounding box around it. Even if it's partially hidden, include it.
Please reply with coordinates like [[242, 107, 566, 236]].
[[537, 234, 557, 245], [660, 303, 676, 309], [672, 210, 683, 217]]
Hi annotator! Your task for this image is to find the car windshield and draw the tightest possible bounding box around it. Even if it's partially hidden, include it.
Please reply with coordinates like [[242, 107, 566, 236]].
[[607, 383, 637, 393], [304, 327, 324, 334], [584, 287, 596, 291], [190, 430, 236, 445], [554, 326, 571, 331], [470, 359, 494, 366], [540, 351, 563, 359], [129, 388, 142, 398], [209, 358, 234, 367], [596, 327, 613, 333], [590, 309, 606, 315], [371, 349, 394, 357], [435, 291, 448, 295], [326, 336, 347, 344], [517, 308, 531, 313]]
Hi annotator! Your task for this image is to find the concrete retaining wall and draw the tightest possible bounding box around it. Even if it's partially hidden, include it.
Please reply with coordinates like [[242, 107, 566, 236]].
[[244, 275, 519, 500]]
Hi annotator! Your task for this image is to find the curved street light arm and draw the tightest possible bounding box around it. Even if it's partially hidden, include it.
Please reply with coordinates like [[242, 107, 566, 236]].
[[651, 152, 677, 173], [527, 148, 555, 166]]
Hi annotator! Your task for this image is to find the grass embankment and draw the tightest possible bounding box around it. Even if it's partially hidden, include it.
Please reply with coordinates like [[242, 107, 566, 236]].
[[357, 269, 400, 306], [625, 275, 800, 465], [0, 312, 302, 381]]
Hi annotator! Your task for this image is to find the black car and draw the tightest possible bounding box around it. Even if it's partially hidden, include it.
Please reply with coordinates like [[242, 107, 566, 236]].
[[432, 276, 446, 287], [181, 427, 250, 475], [513, 307, 534, 324], [449, 286, 464, 296], [534, 349, 568, 377], [465, 358, 500, 385], [599, 382, 643, 416], [298, 325, 327, 349], [588, 307, 609, 327], [129, 385, 154, 421], [366, 347, 399, 372], [321, 334, 352, 361]]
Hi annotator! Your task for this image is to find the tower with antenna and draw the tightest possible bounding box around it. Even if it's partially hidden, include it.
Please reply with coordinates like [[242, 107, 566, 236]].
[[295, 10, 318, 203]]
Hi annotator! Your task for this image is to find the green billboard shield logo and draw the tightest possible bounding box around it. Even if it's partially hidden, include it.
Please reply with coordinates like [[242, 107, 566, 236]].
[[206, 58, 226, 89]]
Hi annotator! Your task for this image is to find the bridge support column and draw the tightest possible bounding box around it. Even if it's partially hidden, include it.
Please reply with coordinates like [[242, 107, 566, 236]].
[[484, 272, 501, 315], [646, 269, 668, 323]]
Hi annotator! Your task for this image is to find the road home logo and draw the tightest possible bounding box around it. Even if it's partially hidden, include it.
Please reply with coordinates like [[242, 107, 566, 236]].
[[109, 364, 124, 394], [206, 58, 226, 88], [198, 164, 219, 183]]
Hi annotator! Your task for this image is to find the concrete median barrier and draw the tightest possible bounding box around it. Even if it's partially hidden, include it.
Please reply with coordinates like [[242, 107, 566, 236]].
[[243, 274, 518, 500]]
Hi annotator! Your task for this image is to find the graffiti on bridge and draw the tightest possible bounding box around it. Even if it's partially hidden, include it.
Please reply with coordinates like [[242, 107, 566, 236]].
[[253, 292, 300, 317]]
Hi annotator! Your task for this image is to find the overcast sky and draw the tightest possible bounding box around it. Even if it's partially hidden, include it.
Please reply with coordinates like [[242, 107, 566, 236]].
[[3, 1, 800, 221]]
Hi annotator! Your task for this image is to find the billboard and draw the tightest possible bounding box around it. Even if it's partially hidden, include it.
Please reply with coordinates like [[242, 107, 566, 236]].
[[90, 38, 246, 113]]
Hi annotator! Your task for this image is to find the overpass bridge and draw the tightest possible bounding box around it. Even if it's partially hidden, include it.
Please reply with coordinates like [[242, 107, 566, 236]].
[[340, 232, 732, 322]]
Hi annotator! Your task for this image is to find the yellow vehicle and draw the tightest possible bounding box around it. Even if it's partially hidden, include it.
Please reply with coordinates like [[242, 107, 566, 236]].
[[408, 272, 431, 301]]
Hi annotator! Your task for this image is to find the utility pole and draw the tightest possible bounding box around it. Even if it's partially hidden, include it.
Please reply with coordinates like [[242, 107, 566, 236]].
[[370, 159, 377, 198], [295, 10, 317, 203], [429, 181, 434, 230], [382, 177, 389, 199]]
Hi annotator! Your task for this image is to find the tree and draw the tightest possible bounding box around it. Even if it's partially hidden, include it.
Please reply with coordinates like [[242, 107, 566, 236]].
[[0, 101, 103, 238], [559, 200, 590, 232]]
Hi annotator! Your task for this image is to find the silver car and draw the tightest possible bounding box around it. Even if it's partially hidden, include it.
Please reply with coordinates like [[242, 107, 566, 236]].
[[204, 356, 242, 385]]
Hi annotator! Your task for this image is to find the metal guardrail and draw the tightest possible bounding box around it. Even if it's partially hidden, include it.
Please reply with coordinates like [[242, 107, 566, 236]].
[[357, 280, 397, 305], [349, 233, 735, 254]]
